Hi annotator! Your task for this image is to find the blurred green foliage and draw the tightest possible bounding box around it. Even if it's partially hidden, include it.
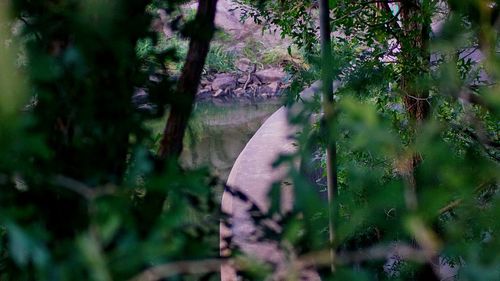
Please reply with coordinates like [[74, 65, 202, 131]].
[[0, 1, 221, 280], [238, 0, 499, 280], [0, 0, 499, 281]]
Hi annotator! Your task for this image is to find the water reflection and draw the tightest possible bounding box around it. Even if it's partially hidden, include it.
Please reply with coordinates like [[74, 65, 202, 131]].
[[181, 101, 281, 180]]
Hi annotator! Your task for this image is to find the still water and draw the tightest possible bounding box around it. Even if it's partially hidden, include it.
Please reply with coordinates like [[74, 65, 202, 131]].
[[180, 101, 281, 180]]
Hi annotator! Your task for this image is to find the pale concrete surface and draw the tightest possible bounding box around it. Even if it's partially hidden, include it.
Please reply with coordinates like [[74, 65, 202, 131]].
[[219, 81, 324, 281], [220, 107, 296, 281], [219, 80, 326, 280]]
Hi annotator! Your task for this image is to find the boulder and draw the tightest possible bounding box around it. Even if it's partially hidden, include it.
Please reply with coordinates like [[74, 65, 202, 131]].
[[255, 68, 286, 83], [257, 82, 280, 96], [132, 88, 149, 106], [213, 89, 225, 97], [136, 104, 157, 114], [233, 88, 246, 97], [268, 81, 280, 94], [200, 79, 210, 86], [197, 89, 213, 100], [235, 58, 253, 72], [215, 73, 234, 79], [252, 76, 263, 85], [212, 75, 237, 91]]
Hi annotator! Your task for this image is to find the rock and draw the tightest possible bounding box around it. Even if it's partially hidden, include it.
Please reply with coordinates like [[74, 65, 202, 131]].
[[215, 73, 234, 79], [149, 74, 161, 83], [137, 104, 158, 114], [255, 86, 265, 94], [257, 81, 280, 96], [197, 89, 212, 100], [244, 91, 253, 98], [213, 89, 224, 97], [280, 83, 290, 89], [151, 18, 164, 34], [258, 86, 270, 95], [233, 88, 246, 97], [255, 68, 286, 83], [212, 75, 237, 91], [132, 88, 149, 106], [251, 76, 262, 85], [235, 58, 253, 72], [268, 81, 280, 94], [237, 77, 247, 84]]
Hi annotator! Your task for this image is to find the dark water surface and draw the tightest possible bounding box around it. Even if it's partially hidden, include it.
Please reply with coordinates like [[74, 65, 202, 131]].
[[180, 101, 281, 181]]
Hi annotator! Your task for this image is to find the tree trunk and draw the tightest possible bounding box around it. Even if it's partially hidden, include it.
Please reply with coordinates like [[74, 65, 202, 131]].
[[398, 0, 431, 210], [319, 0, 338, 272], [137, 0, 219, 235], [399, 2, 439, 280], [158, 0, 219, 159], [400, 0, 431, 127]]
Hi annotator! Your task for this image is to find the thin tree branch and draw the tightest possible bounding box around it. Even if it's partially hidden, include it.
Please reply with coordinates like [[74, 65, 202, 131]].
[[438, 199, 463, 214], [300, 243, 429, 267], [438, 181, 496, 214], [52, 175, 117, 200], [128, 243, 431, 281], [128, 259, 225, 281], [319, 0, 338, 272]]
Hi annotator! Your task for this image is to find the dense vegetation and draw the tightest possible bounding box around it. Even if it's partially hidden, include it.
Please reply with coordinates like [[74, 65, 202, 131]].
[[0, 0, 498, 281]]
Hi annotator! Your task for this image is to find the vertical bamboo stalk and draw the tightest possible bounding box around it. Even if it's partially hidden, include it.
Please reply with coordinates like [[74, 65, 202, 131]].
[[319, 0, 338, 271]]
